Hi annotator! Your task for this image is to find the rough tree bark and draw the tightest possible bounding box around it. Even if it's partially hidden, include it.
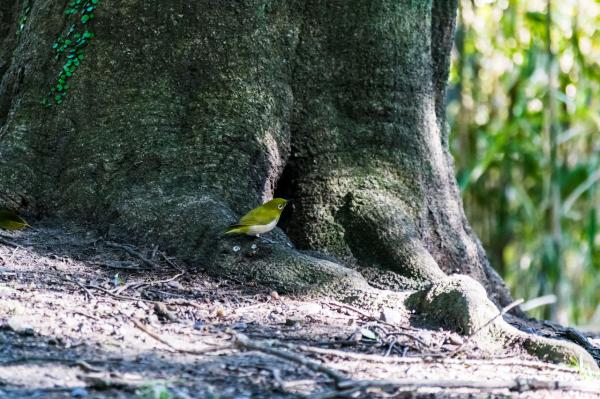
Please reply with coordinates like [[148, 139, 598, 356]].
[[0, 0, 596, 368]]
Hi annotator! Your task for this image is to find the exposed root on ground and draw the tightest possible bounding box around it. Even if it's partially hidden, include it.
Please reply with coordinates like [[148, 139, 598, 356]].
[[407, 275, 598, 370], [215, 235, 600, 370]]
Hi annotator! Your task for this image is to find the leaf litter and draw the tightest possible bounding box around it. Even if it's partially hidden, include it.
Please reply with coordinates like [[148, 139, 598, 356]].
[[0, 223, 598, 398]]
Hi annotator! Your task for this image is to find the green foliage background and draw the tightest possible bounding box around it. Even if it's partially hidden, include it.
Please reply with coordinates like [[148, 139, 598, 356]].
[[449, 0, 600, 325]]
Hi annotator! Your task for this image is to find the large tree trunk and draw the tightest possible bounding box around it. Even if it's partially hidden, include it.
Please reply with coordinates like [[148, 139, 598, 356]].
[[0, 0, 597, 368]]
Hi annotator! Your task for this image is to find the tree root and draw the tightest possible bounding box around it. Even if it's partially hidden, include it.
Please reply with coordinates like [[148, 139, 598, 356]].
[[407, 275, 599, 370], [110, 194, 600, 370], [217, 237, 599, 370]]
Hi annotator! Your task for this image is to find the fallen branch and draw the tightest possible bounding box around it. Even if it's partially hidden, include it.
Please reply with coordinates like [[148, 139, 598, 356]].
[[308, 387, 360, 399], [295, 344, 582, 374], [235, 335, 598, 396], [235, 334, 346, 383], [336, 377, 600, 395]]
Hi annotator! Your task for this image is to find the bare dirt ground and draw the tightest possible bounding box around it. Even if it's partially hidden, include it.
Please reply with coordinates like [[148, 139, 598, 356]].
[[0, 223, 599, 399]]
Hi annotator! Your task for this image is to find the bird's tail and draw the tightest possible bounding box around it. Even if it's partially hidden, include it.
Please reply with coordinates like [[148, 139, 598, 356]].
[[222, 224, 244, 236]]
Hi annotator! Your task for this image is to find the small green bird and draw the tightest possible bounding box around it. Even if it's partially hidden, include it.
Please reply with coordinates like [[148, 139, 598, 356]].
[[0, 209, 29, 231], [225, 198, 289, 237]]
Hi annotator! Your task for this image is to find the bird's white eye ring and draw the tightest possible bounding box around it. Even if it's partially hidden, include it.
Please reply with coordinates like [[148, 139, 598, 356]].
[[278, 204, 284, 210]]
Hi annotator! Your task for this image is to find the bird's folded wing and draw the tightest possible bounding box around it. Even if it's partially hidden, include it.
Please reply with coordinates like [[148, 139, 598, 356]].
[[238, 207, 271, 226]]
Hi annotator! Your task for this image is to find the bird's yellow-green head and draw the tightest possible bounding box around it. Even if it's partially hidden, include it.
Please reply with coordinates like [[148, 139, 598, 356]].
[[225, 198, 290, 236], [262, 198, 289, 213]]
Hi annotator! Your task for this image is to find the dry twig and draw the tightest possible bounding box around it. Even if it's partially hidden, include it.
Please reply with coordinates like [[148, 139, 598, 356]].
[[295, 344, 582, 374], [87, 284, 204, 309], [159, 251, 185, 272], [235, 334, 346, 383], [72, 310, 101, 321], [326, 301, 426, 348], [90, 261, 151, 271], [1, 356, 106, 373], [132, 319, 178, 352], [132, 319, 229, 354], [326, 301, 410, 330], [326, 301, 377, 322], [104, 241, 160, 269], [0, 236, 21, 248], [386, 330, 428, 347], [164, 298, 204, 308], [86, 284, 162, 304], [336, 377, 600, 395], [113, 272, 184, 295], [75, 360, 105, 373], [73, 279, 95, 301]]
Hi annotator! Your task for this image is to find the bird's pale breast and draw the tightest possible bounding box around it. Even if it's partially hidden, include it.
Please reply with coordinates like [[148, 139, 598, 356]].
[[245, 218, 278, 235]]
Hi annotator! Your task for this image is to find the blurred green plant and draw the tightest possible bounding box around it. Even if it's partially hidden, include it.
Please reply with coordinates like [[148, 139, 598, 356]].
[[136, 381, 172, 399], [449, 0, 600, 325]]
